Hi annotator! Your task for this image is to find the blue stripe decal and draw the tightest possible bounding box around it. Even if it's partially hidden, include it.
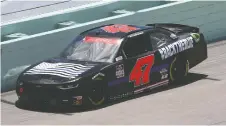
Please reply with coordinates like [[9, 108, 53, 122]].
[[151, 64, 169, 73], [108, 76, 129, 86]]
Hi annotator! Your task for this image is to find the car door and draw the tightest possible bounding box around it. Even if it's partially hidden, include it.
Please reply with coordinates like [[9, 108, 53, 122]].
[[106, 32, 153, 99], [122, 32, 158, 94], [123, 30, 175, 94]]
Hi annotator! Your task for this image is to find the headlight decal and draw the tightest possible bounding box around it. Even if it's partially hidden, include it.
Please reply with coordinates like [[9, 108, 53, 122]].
[[57, 83, 79, 89]]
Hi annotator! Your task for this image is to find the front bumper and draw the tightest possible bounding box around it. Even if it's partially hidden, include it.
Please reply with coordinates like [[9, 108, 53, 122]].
[[18, 95, 83, 107], [16, 83, 84, 107]]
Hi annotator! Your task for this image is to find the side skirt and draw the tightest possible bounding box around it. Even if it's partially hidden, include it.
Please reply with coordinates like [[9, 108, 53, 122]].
[[107, 79, 169, 101], [134, 79, 169, 94]]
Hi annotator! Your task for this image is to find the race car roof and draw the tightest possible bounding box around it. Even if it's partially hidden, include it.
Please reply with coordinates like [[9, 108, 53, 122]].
[[80, 24, 153, 38]]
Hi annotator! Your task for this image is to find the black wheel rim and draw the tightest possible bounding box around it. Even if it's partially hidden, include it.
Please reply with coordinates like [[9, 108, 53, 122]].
[[170, 57, 187, 82], [88, 85, 105, 105]]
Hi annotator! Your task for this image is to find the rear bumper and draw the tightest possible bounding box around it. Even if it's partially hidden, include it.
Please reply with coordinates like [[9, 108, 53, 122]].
[[188, 33, 208, 69]]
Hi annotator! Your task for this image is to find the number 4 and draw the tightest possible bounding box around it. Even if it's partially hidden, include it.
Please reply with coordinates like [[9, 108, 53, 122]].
[[129, 54, 155, 87]]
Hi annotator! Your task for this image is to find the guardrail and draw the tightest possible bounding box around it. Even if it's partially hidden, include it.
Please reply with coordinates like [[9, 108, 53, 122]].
[[1, 1, 226, 92]]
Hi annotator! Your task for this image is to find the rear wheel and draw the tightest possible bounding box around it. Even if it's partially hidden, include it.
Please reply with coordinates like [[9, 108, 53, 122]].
[[169, 56, 189, 84]]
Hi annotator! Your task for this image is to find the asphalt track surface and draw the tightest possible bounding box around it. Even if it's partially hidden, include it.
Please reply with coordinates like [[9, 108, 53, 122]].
[[1, 40, 226, 125]]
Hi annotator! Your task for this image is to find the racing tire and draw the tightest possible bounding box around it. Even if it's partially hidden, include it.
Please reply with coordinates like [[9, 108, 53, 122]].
[[86, 83, 107, 107], [169, 56, 189, 84]]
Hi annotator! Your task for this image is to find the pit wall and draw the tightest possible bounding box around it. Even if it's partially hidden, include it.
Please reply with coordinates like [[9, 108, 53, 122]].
[[1, 1, 226, 92]]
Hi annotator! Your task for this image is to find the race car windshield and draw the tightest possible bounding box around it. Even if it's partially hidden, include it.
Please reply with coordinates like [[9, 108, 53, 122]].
[[61, 36, 122, 63]]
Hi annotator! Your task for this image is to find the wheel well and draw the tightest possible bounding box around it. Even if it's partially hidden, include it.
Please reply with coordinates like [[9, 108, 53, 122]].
[[177, 51, 187, 62]]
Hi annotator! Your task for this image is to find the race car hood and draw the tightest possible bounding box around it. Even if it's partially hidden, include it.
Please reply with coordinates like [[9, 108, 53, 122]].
[[19, 58, 110, 84]]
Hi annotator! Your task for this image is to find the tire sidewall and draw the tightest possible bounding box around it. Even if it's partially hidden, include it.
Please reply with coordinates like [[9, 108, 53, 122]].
[[169, 55, 189, 84]]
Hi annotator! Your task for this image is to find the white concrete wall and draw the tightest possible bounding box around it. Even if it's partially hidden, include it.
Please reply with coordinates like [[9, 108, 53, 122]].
[[1, 1, 167, 41]]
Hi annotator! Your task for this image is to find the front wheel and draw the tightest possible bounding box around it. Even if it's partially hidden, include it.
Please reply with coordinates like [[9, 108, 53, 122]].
[[169, 56, 189, 84], [86, 83, 107, 107]]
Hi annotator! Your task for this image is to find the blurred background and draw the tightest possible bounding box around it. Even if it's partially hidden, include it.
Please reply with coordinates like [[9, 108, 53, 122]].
[[1, 0, 102, 23]]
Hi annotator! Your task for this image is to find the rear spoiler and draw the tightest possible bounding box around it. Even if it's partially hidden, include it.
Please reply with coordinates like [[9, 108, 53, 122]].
[[146, 23, 199, 34]]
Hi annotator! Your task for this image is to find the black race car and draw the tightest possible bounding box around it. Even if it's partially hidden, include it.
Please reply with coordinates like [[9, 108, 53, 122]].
[[16, 23, 207, 107]]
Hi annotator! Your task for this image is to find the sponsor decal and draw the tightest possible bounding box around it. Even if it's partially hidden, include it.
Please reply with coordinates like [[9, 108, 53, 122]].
[[160, 68, 168, 79], [151, 64, 169, 79], [134, 79, 169, 94], [158, 37, 194, 60], [128, 31, 144, 37], [73, 96, 82, 105], [116, 64, 125, 78], [190, 33, 200, 43], [102, 24, 138, 33], [115, 56, 123, 61], [84, 36, 120, 44], [109, 92, 133, 100], [24, 62, 94, 78]]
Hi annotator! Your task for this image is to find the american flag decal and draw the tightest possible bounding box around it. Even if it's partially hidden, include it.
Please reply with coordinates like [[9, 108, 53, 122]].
[[24, 62, 94, 78]]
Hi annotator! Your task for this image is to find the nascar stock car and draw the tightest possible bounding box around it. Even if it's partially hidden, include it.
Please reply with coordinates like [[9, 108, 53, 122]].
[[16, 23, 207, 108]]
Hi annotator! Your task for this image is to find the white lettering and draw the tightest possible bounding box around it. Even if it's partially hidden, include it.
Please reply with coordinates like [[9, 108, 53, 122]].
[[128, 31, 144, 37], [158, 37, 194, 60], [168, 44, 173, 57], [178, 40, 182, 52], [162, 47, 167, 59], [185, 39, 188, 48], [158, 48, 165, 60], [188, 37, 194, 48], [181, 40, 185, 51], [172, 44, 177, 55], [165, 46, 170, 59]]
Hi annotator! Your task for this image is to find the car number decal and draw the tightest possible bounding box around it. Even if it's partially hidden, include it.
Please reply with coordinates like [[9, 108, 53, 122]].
[[129, 54, 155, 87], [102, 24, 138, 33]]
